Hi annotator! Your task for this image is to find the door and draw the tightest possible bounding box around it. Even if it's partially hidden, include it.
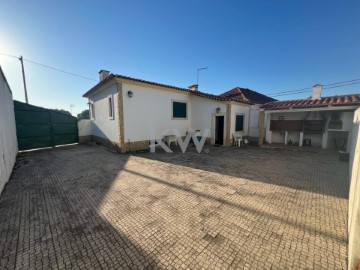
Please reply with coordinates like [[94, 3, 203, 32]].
[[215, 116, 224, 145], [14, 101, 78, 150]]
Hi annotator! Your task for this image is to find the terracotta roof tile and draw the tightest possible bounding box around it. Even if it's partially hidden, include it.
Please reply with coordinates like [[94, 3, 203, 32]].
[[83, 74, 257, 104], [262, 93, 360, 110], [220, 87, 276, 104]]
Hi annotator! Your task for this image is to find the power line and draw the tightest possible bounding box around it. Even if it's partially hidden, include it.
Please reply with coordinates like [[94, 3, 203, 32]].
[[267, 87, 312, 96], [271, 89, 312, 98], [0, 52, 18, 59], [0, 51, 97, 82], [323, 81, 360, 89], [24, 59, 97, 81], [1, 51, 359, 97], [323, 78, 360, 87], [268, 80, 360, 98]]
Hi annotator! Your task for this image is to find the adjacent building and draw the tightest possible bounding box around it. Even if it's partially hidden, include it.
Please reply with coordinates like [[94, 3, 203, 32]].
[[261, 85, 360, 151]]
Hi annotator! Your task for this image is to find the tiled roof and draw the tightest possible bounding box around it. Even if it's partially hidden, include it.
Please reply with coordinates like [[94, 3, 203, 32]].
[[83, 73, 253, 104], [189, 90, 253, 104], [220, 87, 276, 104], [262, 94, 360, 110]]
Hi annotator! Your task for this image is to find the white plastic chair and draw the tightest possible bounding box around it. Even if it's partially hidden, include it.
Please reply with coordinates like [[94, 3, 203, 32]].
[[233, 133, 243, 147], [164, 135, 178, 147]]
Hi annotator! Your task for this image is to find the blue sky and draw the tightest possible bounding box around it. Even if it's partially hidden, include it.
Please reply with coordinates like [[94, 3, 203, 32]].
[[0, 0, 359, 115]]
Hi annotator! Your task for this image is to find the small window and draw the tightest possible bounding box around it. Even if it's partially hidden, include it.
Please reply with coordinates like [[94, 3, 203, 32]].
[[90, 103, 95, 119], [235, 114, 244, 131], [108, 97, 114, 119], [172, 101, 187, 119]]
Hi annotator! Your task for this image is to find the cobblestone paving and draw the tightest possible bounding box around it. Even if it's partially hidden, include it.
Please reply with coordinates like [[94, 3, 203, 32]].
[[0, 144, 348, 269]]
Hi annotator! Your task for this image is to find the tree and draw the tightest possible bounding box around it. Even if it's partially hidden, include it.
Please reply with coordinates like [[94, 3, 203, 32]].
[[77, 109, 90, 120], [53, 109, 72, 115]]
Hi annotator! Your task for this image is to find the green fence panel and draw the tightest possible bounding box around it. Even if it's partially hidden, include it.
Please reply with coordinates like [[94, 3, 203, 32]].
[[13, 101, 47, 112], [15, 111, 50, 124], [54, 134, 78, 146], [14, 100, 78, 151], [16, 124, 51, 138], [51, 111, 77, 124], [52, 123, 78, 135], [17, 136, 52, 151]]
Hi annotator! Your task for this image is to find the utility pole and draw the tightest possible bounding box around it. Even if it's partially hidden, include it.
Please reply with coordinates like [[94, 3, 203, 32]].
[[196, 67, 208, 87], [19, 56, 29, 103]]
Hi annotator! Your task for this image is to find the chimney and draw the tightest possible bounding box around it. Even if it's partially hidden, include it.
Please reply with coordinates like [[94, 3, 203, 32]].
[[312, 84, 322, 100], [188, 84, 198, 91], [99, 70, 110, 81]]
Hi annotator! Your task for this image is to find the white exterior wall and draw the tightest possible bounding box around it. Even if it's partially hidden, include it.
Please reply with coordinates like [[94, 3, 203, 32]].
[[348, 108, 360, 270], [230, 104, 250, 139], [89, 84, 120, 142], [88, 80, 251, 146], [340, 111, 355, 131], [122, 83, 191, 142], [249, 105, 260, 137], [78, 119, 92, 136], [190, 96, 227, 140], [0, 68, 18, 195]]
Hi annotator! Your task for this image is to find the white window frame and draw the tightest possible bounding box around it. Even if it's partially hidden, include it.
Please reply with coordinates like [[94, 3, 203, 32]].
[[171, 100, 188, 120], [108, 95, 115, 120], [235, 114, 245, 132], [90, 102, 95, 120]]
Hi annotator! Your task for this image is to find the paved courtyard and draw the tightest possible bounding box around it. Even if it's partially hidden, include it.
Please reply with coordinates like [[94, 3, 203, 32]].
[[0, 144, 349, 269]]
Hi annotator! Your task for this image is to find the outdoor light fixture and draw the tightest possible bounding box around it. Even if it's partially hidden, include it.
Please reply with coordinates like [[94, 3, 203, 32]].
[[127, 90, 133, 98], [216, 107, 220, 113]]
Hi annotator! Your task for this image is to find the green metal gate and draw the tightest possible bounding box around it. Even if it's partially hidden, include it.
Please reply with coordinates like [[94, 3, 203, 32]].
[[14, 101, 78, 151]]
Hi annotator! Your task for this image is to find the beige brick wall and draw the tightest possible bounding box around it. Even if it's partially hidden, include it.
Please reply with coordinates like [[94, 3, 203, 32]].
[[125, 140, 150, 152], [92, 135, 122, 152]]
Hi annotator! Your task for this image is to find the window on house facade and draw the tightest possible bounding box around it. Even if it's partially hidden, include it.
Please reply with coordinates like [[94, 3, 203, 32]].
[[108, 96, 114, 119], [172, 101, 187, 119], [235, 114, 244, 131], [90, 103, 95, 119]]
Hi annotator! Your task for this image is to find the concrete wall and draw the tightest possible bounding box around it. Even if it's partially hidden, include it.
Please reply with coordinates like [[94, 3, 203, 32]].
[[88, 83, 120, 143], [249, 105, 260, 138], [78, 119, 92, 143], [348, 107, 360, 270], [0, 67, 18, 195]]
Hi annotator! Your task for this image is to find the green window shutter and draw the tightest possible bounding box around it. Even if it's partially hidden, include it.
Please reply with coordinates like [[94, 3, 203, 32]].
[[235, 115, 244, 131], [173, 101, 187, 118]]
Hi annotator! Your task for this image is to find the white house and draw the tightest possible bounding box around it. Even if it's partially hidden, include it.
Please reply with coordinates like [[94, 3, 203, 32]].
[[81, 70, 274, 153], [261, 85, 360, 152]]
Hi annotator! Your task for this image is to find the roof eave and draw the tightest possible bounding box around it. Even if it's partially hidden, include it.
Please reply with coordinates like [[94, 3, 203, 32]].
[[82, 74, 116, 98]]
